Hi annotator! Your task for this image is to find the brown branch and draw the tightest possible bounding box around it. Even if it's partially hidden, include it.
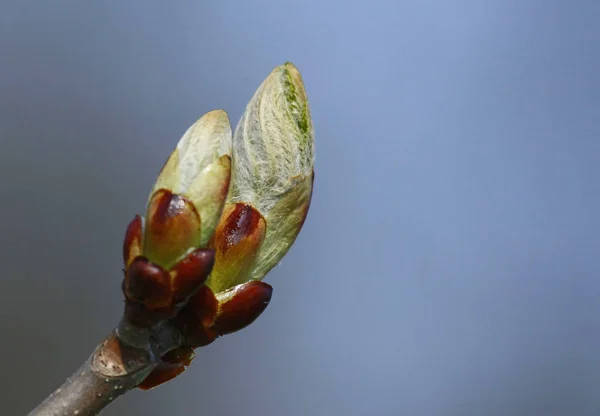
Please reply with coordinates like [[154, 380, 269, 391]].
[[28, 319, 183, 416]]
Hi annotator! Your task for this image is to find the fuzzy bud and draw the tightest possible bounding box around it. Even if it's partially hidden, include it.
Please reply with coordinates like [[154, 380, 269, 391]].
[[205, 62, 315, 291]]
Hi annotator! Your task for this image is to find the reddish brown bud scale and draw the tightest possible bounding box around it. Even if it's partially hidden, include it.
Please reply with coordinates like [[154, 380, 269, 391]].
[[213, 281, 273, 335], [134, 265, 273, 391], [162, 346, 196, 367], [124, 249, 216, 323], [124, 257, 172, 309], [138, 347, 196, 390], [171, 286, 219, 347], [217, 203, 264, 253], [123, 299, 176, 327], [144, 189, 202, 269], [137, 364, 185, 390], [205, 203, 266, 293], [123, 215, 143, 268], [186, 286, 220, 329], [169, 248, 215, 304]]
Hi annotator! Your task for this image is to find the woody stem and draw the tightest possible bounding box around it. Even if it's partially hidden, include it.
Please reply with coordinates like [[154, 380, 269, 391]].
[[28, 319, 182, 416]]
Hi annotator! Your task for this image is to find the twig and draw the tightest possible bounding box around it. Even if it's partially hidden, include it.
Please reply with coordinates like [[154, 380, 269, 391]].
[[27, 61, 314, 415], [28, 319, 183, 416]]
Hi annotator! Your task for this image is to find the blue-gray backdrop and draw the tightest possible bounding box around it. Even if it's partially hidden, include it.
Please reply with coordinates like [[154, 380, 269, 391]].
[[1, 1, 599, 415]]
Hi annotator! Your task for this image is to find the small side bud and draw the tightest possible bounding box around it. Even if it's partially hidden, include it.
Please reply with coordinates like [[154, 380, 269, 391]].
[[168, 282, 272, 352]]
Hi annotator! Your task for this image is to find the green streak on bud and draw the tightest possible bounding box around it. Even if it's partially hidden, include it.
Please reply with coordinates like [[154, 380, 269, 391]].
[[283, 65, 310, 140], [229, 63, 314, 215]]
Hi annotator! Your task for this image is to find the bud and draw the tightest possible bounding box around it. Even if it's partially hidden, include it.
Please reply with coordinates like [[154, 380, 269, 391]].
[[122, 110, 232, 318], [143, 280, 273, 389], [170, 280, 273, 349], [205, 62, 315, 291], [148, 109, 233, 264], [137, 64, 314, 390]]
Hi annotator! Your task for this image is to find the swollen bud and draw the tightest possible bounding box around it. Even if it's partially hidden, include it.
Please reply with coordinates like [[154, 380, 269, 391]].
[[125, 65, 315, 390], [149, 110, 232, 260], [121, 111, 232, 318], [206, 62, 315, 292]]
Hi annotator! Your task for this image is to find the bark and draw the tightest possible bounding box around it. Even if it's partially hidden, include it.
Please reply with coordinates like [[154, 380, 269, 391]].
[[28, 320, 182, 416]]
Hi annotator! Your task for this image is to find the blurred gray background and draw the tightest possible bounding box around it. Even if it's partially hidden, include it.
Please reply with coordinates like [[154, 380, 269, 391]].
[[1, 1, 599, 415]]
